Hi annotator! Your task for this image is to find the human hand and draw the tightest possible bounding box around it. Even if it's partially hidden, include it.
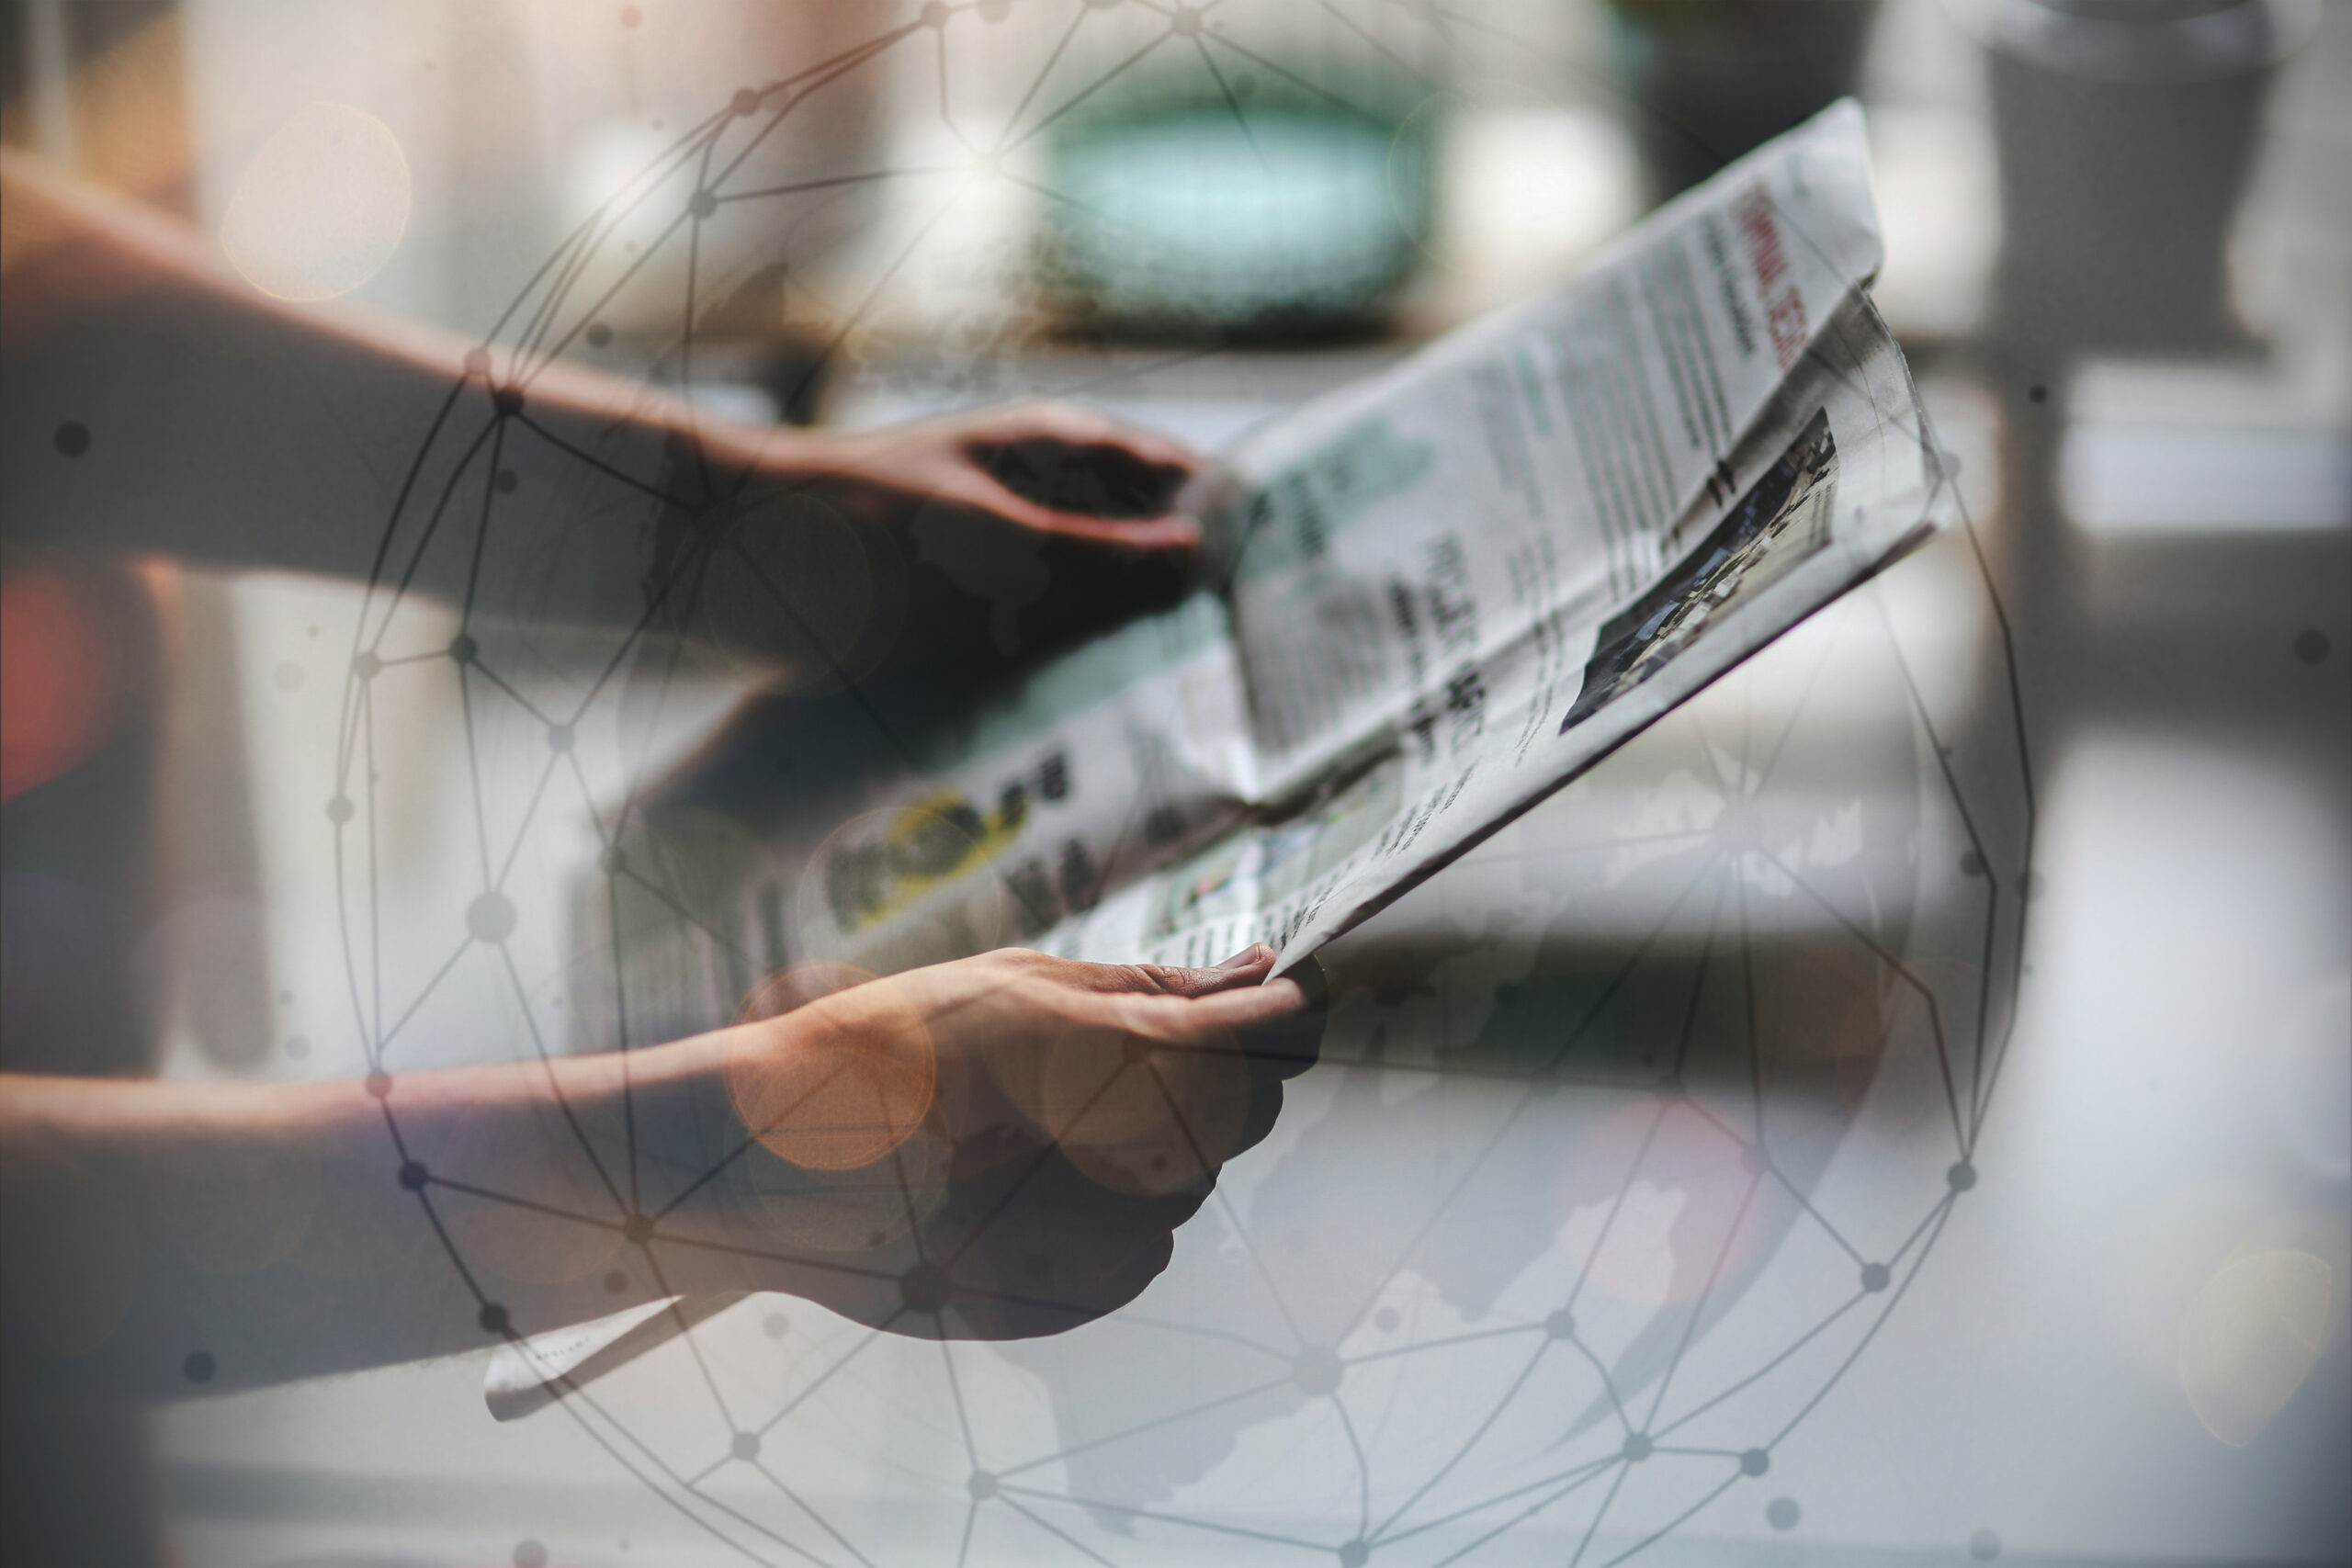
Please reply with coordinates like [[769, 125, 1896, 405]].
[[646, 944, 1319, 1337], [665, 401, 1205, 682]]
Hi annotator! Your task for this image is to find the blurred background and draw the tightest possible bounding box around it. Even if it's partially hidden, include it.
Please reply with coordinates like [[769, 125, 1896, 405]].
[[2, 1, 2346, 1565]]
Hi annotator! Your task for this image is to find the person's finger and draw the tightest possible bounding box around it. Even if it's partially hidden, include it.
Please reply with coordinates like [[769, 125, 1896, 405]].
[[942, 467, 1204, 552], [966, 400, 1204, 476], [1129, 944, 1277, 999]]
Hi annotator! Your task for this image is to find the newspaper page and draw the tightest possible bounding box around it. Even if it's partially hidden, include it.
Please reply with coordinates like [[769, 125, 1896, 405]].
[[1029, 100, 1944, 974], [575, 99, 1944, 1036]]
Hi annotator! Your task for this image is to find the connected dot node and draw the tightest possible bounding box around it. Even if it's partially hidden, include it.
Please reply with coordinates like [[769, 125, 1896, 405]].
[[327, 795, 355, 825], [494, 468, 518, 494], [480, 1302, 511, 1335], [1170, 5, 1202, 34], [183, 1349, 215, 1383], [447, 633, 478, 665], [899, 1261, 952, 1314], [1739, 1142, 1771, 1176], [467, 890, 518, 944], [2027, 383, 2048, 404], [730, 87, 761, 117], [1948, 1160, 1977, 1192], [1293, 1347, 1343, 1397], [622, 1212, 656, 1247], [1338, 1540, 1370, 1567], [601, 846, 628, 875], [1545, 1308, 1576, 1340], [688, 189, 719, 220], [967, 1469, 999, 1500], [1860, 1262, 1891, 1293], [730, 1430, 762, 1461], [1768, 1496, 1801, 1530], [584, 321, 613, 349], [398, 1159, 428, 1190], [54, 421, 91, 457], [364, 1070, 393, 1100], [547, 723, 574, 753], [1741, 1448, 1770, 1476], [351, 650, 382, 680], [463, 347, 492, 376], [1622, 1432, 1653, 1462], [492, 385, 525, 418], [1960, 850, 1986, 877]]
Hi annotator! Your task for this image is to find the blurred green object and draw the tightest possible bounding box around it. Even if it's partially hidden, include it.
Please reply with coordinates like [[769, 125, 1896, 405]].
[[1039, 56, 1432, 341]]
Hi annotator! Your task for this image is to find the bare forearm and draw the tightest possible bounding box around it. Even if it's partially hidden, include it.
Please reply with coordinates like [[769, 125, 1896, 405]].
[[0, 1035, 760, 1403], [0, 151, 814, 615]]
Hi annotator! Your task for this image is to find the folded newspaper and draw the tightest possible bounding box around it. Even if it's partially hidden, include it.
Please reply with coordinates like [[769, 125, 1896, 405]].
[[510, 99, 1948, 1417], [579, 99, 1944, 1045]]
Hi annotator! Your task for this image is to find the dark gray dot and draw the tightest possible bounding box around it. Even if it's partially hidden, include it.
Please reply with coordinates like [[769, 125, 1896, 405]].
[[1622, 1432, 1652, 1462], [1768, 1496, 1800, 1530], [1861, 1262, 1891, 1292], [730, 1430, 761, 1461], [1741, 1448, 1770, 1476], [1545, 1308, 1576, 1339], [603, 1269, 628, 1294], [899, 1261, 951, 1314], [494, 468, 518, 494], [351, 650, 381, 680], [688, 189, 718, 220], [1960, 850, 1985, 877], [622, 1212, 655, 1247], [1338, 1541, 1369, 1568], [967, 1469, 998, 1499], [183, 1349, 215, 1383], [468, 891, 517, 943], [398, 1160, 428, 1190], [2027, 384, 2047, 404], [327, 795, 355, 825], [2293, 629, 2328, 665], [731, 88, 760, 117], [585, 321, 613, 349], [480, 1303, 510, 1335], [1293, 1347, 1342, 1397], [448, 633, 478, 664], [1970, 1528, 2002, 1560], [492, 386, 524, 418], [514, 1540, 548, 1568], [1949, 1160, 1977, 1192], [54, 422, 90, 457]]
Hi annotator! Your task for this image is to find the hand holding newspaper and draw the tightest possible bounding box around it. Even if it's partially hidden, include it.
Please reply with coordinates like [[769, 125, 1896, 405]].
[[505, 101, 1951, 1414], [599, 100, 1943, 1009]]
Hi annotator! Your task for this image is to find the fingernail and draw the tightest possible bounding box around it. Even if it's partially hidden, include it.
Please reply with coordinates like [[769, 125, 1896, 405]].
[[1216, 944, 1270, 971]]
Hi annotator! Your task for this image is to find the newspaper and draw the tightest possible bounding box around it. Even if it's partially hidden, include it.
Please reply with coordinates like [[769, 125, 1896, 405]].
[[582, 100, 1946, 1040]]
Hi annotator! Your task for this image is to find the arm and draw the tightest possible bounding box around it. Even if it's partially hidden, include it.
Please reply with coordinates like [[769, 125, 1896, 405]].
[[0, 151, 1203, 671], [0, 946, 1314, 1403]]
